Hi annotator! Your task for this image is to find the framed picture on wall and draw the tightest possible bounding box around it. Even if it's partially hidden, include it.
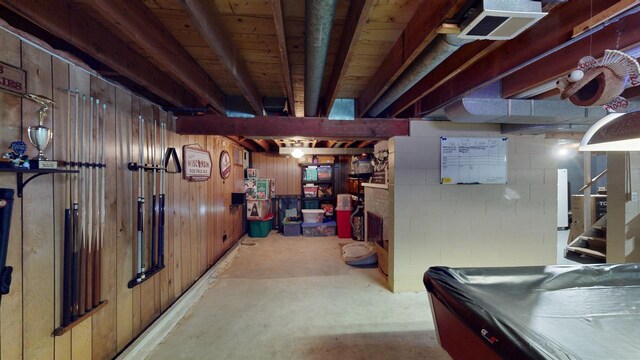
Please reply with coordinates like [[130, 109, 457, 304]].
[[233, 147, 243, 166]]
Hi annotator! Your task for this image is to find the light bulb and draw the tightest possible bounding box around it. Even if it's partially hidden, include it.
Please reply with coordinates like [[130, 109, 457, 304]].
[[291, 148, 304, 158]]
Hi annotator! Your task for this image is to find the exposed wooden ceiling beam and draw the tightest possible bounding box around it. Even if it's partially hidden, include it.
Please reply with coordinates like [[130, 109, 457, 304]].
[[88, 0, 226, 113], [357, 140, 373, 148], [572, 0, 639, 38], [501, 10, 640, 99], [230, 136, 259, 152], [356, 0, 467, 117], [0, 0, 199, 107], [253, 139, 271, 152], [182, 0, 264, 115], [622, 85, 640, 100], [176, 116, 409, 139], [324, 0, 375, 115], [270, 0, 295, 117], [418, 0, 621, 116], [388, 40, 503, 116]]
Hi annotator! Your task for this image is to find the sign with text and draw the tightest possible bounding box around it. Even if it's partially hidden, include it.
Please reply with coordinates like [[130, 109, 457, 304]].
[[183, 145, 212, 181], [0, 61, 26, 95]]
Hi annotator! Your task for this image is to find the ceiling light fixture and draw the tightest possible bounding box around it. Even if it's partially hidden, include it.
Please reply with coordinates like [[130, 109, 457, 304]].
[[291, 148, 305, 158], [580, 112, 640, 151]]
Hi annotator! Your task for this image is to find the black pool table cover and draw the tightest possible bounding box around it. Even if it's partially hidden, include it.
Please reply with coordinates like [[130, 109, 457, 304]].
[[424, 264, 640, 360]]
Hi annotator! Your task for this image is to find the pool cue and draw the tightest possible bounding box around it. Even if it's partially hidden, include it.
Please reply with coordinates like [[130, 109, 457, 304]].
[[78, 95, 87, 317], [71, 90, 80, 321], [150, 119, 157, 270], [92, 99, 103, 308], [158, 122, 166, 268], [62, 88, 72, 326], [135, 115, 146, 282], [85, 97, 94, 312]]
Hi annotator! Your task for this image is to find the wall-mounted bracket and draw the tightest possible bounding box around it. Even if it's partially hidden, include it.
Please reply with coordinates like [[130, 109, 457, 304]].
[[0, 168, 79, 197]]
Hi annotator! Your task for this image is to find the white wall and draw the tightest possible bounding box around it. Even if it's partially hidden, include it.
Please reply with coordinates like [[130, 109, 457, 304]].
[[388, 121, 559, 292]]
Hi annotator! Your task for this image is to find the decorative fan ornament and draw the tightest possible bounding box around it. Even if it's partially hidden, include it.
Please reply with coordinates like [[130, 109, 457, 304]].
[[556, 50, 640, 111]]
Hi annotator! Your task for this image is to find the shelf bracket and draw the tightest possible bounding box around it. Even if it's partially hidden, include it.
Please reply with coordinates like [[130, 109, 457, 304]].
[[17, 172, 49, 198]]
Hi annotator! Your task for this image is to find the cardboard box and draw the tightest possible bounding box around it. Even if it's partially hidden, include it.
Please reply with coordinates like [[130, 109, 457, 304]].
[[244, 178, 271, 200], [247, 168, 258, 178], [247, 199, 271, 220]]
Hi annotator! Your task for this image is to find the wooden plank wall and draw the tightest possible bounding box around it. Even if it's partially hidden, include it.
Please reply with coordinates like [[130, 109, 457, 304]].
[[251, 153, 301, 195], [0, 29, 244, 360]]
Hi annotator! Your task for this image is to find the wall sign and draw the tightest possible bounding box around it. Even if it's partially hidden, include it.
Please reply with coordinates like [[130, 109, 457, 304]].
[[182, 145, 212, 181], [219, 150, 231, 179], [0, 61, 26, 95]]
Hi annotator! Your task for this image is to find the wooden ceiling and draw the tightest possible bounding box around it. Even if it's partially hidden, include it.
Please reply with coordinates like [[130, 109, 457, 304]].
[[1, 0, 640, 151]]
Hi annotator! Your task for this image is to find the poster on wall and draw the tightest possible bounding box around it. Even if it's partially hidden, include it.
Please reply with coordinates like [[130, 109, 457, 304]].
[[440, 137, 508, 184], [183, 145, 212, 181]]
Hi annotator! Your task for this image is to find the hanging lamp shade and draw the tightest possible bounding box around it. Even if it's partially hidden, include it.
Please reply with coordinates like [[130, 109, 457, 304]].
[[579, 111, 640, 151]]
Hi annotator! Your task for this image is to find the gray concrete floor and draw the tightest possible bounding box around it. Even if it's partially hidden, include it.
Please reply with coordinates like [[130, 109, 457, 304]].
[[149, 233, 450, 360]]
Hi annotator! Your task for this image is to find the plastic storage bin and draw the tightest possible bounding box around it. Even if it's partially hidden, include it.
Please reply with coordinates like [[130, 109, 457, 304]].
[[302, 209, 324, 223], [303, 185, 318, 198], [302, 221, 337, 237], [248, 214, 273, 237], [337, 210, 352, 238], [317, 166, 332, 180], [303, 199, 320, 209], [304, 166, 318, 181], [282, 220, 301, 236]]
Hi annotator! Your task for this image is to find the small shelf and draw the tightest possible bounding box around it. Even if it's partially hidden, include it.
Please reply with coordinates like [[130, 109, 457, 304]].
[[303, 196, 334, 201], [348, 172, 372, 178], [302, 180, 332, 184], [0, 167, 79, 197], [128, 265, 166, 289], [53, 300, 108, 336]]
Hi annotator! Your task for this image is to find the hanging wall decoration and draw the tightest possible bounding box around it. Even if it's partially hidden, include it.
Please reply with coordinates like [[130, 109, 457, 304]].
[[557, 49, 640, 111], [182, 144, 212, 181], [219, 150, 231, 179]]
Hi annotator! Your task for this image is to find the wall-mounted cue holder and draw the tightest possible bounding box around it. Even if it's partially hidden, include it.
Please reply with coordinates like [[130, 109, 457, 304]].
[[126, 117, 180, 289], [52, 91, 110, 336]]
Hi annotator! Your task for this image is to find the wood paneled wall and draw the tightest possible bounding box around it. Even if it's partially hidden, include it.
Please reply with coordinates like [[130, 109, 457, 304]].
[[0, 29, 244, 360], [251, 153, 301, 195]]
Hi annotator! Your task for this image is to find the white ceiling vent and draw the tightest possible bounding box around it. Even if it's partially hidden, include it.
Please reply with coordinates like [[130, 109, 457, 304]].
[[458, 0, 547, 40]]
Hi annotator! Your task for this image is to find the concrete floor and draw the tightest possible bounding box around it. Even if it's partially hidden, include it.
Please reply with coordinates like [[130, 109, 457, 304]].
[[148, 233, 450, 360]]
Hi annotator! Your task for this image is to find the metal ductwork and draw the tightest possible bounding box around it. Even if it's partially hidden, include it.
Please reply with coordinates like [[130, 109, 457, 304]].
[[458, 0, 546, 40], [304, 0, 338, 117], [367, 0, 549, 118], [445, 98, 613, 124], [368, 34, 471, 117]]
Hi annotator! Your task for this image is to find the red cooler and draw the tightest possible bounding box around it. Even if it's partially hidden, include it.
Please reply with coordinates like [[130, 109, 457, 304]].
[[337, 210, 352, 238]]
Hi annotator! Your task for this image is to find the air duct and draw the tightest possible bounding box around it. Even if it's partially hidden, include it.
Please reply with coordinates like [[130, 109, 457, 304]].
[[445, 98, 611, 124], [368, 34, 471, 117], [458, 0, 546, 40], [367, 0, 548, 117], [304, 0, 338, 117]]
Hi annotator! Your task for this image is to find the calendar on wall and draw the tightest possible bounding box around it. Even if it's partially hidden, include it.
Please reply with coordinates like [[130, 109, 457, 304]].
[[440, 137, 508, 184]]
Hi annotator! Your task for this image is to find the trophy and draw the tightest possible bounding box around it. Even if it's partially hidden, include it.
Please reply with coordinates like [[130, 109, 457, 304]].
[[24, 94, 56, 169]]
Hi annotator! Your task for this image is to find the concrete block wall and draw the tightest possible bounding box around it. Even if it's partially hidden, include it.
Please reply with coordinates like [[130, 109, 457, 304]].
[[364, 186, 389, 246], [388, 121, 559, 292]]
